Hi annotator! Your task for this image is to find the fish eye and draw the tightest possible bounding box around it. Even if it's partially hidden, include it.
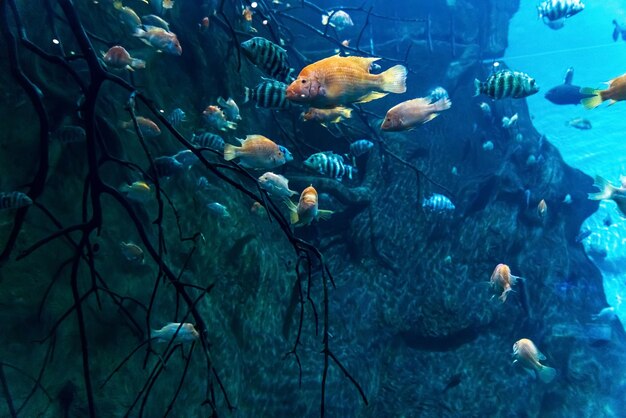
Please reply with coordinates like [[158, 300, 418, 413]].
[[301, 79, 307, 84]]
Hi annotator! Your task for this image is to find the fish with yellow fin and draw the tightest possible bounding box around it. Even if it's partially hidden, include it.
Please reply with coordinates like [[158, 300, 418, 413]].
[[301, 106, 352, 126], [223, 135, 288, 169], [581, 73, 626, 109], [285, 55, 406, 108], [284, 185, 333, 226]]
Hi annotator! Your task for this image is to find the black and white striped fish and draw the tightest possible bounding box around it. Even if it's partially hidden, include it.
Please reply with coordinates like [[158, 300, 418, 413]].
[[167, 108, 186, 127], [422, 194, 455, 213], [240, 37, 292, 82], [51, 125, 86, 144], [190, 131, 225, 151], [303, 152, 355, 181], [0, 191, 32, 210], [474, 70, 539, 99], [349, 139, 374, 158], [244, 78, 291, 109], [537, 0, 584, 30]]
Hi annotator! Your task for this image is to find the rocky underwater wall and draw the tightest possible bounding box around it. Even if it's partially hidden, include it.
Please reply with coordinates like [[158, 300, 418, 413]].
[[0, 0, 624, 417]]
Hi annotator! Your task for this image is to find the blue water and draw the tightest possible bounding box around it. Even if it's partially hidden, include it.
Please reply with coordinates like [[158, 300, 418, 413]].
[[508, 0, 626, 327]]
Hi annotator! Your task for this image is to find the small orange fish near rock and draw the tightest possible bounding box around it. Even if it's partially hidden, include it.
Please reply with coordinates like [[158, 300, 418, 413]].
[[537, 199, 547, 218], [512, 338, 557, 383], [381, 97, 451, 131], [223, 135, 287, 169], [285, 55, 406, 108], [102, 46, 145, 70], [490, 263, 521, 303], [120, 116, 161, 137], [284, 185, 333, 226], [301, 106, 352, 126]]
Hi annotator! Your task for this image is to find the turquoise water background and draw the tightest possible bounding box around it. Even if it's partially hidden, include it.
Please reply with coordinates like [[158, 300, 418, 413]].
[[507, 0, 626, 325]]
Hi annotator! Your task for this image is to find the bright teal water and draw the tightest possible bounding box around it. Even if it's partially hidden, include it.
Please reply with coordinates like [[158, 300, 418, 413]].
[[508, 0, 626, 326]]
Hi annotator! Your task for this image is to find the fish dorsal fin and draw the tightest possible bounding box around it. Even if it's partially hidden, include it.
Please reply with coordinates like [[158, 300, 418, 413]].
[[537, 351, 547, 361], [340, 56, 381, 72], [564, 67, 574, 85], [355, 91, 387, 104]]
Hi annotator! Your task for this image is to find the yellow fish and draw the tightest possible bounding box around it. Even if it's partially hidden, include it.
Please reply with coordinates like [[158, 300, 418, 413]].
[[284, 185, 333, 226], [223, 135, 287, 169], [512, 338, 557, 383]]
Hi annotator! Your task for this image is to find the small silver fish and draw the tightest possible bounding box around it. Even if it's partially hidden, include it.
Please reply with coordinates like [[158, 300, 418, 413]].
[[479, 102, 492, 118], [0, 191, 32, 210], [567, 117, 591, 130], [120, 241, 144, 263], [207, 202, 230, 218], [258, 172, 297, 198], [217, 97, 242, 121], [150, 322, 199, 343], [502, 113, 518, 128]]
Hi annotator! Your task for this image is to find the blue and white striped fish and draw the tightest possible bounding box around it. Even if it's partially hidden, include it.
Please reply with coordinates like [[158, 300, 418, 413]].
[[173, 149, 199, 169], [0, 191, 32, 210], [240, 37, 292, 82], [474, 70, 539, 100], [422, 194, 455, 213], [349, 139, 374, 158], [190, 131, 225, 151], [167, 108, 186, 127], [303, 152, 355, 181], [537, 0, 584, 30]]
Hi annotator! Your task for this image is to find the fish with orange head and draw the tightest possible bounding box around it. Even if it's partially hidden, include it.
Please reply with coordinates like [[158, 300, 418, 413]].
[[512, 338, 557, 383], [490, 263, 522, 303], [284, 185, 333, 226], [285, 55, 407, 108]]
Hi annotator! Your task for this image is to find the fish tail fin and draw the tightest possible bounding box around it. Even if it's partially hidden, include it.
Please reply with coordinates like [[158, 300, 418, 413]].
[[223, 144, 238, 161], [130, 58, 146, 69], [580, 88, 603, 109], [499, 288, 513, 303], [538, 366, 557, 384], [243, 87, 253, 104], [473, 79, 481, 97], [317, 209, 334, 221], [321, 14, 329, 26], [226, 121, 238, 130], [380, 65, 407, 94], [340, 107, 353, 119], [588, 175, 617, 200], [433, 97, 452, 112], [283, 198, 299, 224]]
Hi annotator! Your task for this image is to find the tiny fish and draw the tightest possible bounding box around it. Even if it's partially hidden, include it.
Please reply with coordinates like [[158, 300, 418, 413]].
[[173, 149, 199, 169], [284, 185, 333, 226], [120, 241, 144, 263], [428, 86, 449, 103], [113, 1, 142, 31], [381, 97, 451, 131], [133, 26, 182, 55], [613, 19, 626, 42], [240, 37, 291, 82], [202, 105, 237, 131], [244, 78, 291, 109], [197, 176, 210, 190], [241, 6, 257, 33], [286, 55, 406, 108], [217, 97, 242, 121], [422, 194, 455, 213], [512, 338, 557, 383], [562, 193, 572, 204], [120, 116, 161, 137], [207, 202, 230, 218], [102, 46, 145, 70], [223, 135, 287, 169], [350, 139, 374, 158], [120, 181, 152, 202], [52, 126, 86, 144], [167, 108, 186, 127], [502, 113, 518, 128], [482, 141, 494, 151], [321, 10, 354, 31], [147, 156, 184, 178], [304, 152, 355, 181], [474, 70, 539, 99], [567, 117, 591, 130], [150, 323, 199, 343], [537, 199, 547, 218], [200, 16, 210, 31], [301, 106, 352, 126], [0, 191, 32, 210], [591, 306, 617, 322], [141, 14, 170, 31], [190, 131, 225, 151], [537, 0, 584, 30], [490, 263, 521, 303], [479, 102, 492, 118], [250, 201, 266, 217], [258, 172, 297, 198]]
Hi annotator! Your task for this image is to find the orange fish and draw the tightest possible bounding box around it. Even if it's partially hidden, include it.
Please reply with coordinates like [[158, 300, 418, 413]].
[[285, 55, 407, 108], [120, 116, 161, 137], [512, 338, 557, 383], [223, 135, 286, 169], [250, 201, 266, 216], [241, 6, 257, 32], [537, 199, 547, 218], [381, 97, 451, 131], [102, 46, 145, 70], [301, 106, 352, 126], [581, 73, 626, 109], [284, 185, 333, 226], [490, 263, 521, 303]]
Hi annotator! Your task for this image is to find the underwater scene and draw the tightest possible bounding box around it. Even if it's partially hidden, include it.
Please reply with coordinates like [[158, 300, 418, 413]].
[[1, 0, 625, 416]]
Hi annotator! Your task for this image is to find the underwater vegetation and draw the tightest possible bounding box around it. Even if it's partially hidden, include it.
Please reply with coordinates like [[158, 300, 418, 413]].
[[0, 0, 624, 417]]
